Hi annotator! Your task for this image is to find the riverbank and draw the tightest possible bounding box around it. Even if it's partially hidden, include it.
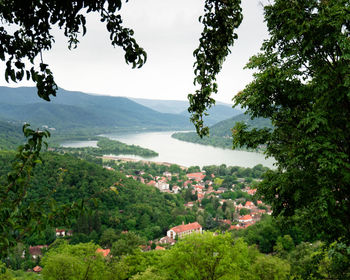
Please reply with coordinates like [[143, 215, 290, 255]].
[[100, 155, 187, 170]]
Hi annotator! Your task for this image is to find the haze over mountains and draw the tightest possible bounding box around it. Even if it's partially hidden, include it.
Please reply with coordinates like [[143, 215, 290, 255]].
[[130, 97, 242, 125], [0, 87, 243, 132], [0, 87, 190, 131]]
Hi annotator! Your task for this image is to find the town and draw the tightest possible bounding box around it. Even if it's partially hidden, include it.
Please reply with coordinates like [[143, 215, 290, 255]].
[[104, 160, 272, 247]]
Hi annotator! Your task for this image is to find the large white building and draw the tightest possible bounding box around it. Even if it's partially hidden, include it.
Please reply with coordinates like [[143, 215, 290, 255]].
[[167, 222, 202, 239]]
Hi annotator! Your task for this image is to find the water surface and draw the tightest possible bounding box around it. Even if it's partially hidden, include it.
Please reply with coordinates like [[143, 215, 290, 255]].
[[101, 131, 275, 168]]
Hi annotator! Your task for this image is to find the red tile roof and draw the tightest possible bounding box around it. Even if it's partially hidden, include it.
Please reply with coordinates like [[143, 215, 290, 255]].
[[240, 215, 253, 221], [96, 248, 110, 257], [170, 222, 202, 233], [33, 266, 42, 273], [147, 180, 156, 186], [245, 201, 254, 207], [155, 246, 166, 250], [186, 172, 206, 181], [247, 189, 257, 195]]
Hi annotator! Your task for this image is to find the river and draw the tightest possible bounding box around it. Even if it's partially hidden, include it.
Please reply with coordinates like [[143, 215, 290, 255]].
[[91, 131, 275, 169], [62, 131, 275, 168]]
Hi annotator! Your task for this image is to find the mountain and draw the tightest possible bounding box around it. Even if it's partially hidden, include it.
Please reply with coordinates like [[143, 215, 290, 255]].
[[128, 98, 190, 114], [180, 105, 242, 126], [0, 87, 192, 131], [208, 113, 272, 137], [172, 113, 272, 150], [130, 97, 242, 125]]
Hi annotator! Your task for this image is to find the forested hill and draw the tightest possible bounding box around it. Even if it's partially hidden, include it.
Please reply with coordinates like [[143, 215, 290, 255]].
[[0, 87, 192, 131], [172, 113, 272, 150], [130, 97, 242, 125], [0, 120, 25, 150], [0, 151, 190, 243]]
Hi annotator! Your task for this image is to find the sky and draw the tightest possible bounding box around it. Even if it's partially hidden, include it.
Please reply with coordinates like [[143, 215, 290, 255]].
[[0, 0, 269, 104]]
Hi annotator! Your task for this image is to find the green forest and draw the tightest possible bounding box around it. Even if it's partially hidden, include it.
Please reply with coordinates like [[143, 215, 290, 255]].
[[0, 0, 350, 279], [1, 147, 349, 279]]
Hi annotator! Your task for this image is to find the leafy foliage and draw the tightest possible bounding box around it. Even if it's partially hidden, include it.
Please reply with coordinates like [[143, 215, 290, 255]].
[[0, 1, 146, 101], [0, 125, 50, 256], [188, 0, 243, 136], [232, 0, 350, 241]]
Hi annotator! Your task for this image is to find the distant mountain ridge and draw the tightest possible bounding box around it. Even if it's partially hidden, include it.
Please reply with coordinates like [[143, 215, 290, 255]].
[[0, 87, 192, 131], [130, 97, 242, 125]]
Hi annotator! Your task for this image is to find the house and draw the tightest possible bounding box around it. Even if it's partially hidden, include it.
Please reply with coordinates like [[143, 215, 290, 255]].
[[147, 180, 156, 186], [159, 236, 176, 245], [238, 215, 253, 223], [167, 222, 202, 239], [245, 201, 255, 209], [33, 266, 42, 273], [29, 245, 48, 259], [172, 186, 180, 194], [220, 219, 232, 225], [247, 188, 257, 195], [96, 248, 110, 257], [235, 203, 244, 210], [156, 179, 169, 190], [163, 171, 172, 178], [186, 172, 206, 182], [155, 246, 166, 250], [197, 193, 204, 201], [183, 180, 193, 188], [184, 201, 195, 208], [229, 224, 242, 230], [55, 228, 65, 237], [194, 185, 204, 193]]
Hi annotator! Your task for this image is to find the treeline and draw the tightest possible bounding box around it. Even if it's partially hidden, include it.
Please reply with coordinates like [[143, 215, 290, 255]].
[[56, 137, 158, 158], [3, 229, 350, 280], [172, 132, 234, 150]]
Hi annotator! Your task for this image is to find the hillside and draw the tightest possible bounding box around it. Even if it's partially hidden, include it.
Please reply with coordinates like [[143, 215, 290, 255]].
[[0, 87, 192, 131], [172, 113, 272, 150], [0, 120, 25, 150], [0, 151, 191, 242]]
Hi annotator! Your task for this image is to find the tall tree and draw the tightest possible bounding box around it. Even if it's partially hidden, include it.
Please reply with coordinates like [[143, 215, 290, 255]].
[[232, 0, 350, 241]]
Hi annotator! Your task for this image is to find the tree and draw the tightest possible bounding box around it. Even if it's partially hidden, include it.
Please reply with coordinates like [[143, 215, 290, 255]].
[[252, 255, 290, 280], [160, 233, 255, 280], [111, 232, 145, 257], [0, 126, 53, 257], [41, 242, 109, 280], [231, 0, 350, 241]]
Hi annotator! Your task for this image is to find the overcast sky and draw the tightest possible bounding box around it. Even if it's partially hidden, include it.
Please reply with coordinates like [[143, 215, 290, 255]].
[[0, 0, 268, 104]]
